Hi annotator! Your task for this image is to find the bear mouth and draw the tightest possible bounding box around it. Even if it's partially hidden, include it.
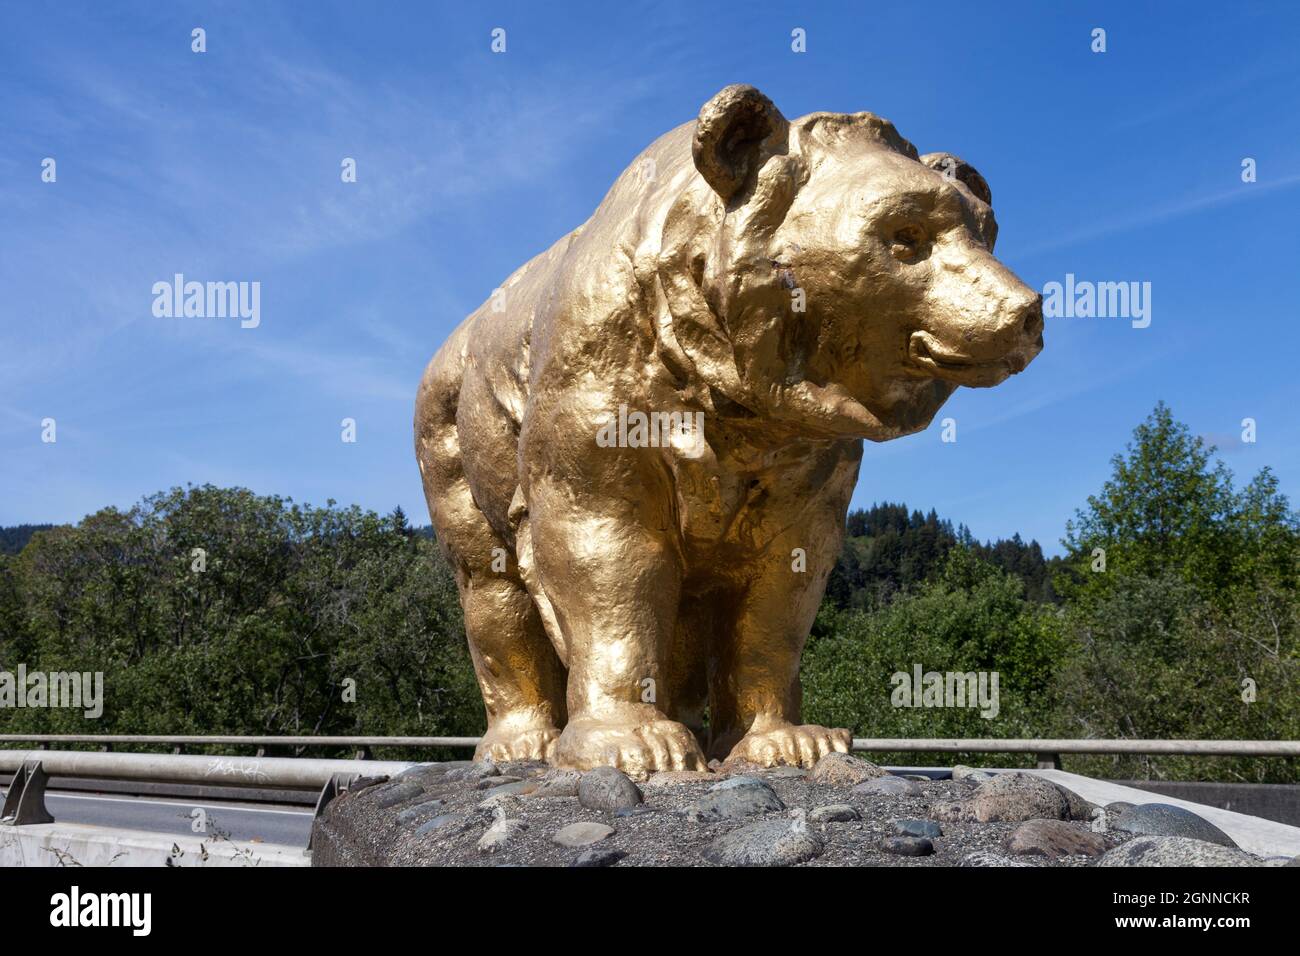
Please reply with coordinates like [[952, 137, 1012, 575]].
[[907, 331, 1018, 387]]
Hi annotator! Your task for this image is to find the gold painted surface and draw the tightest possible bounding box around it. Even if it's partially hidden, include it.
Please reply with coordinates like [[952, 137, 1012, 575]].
[[414, 85, 1042, 779]]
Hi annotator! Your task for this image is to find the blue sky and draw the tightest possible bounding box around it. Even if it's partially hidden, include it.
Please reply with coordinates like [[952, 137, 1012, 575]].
[[2, 1, 1298, 555]]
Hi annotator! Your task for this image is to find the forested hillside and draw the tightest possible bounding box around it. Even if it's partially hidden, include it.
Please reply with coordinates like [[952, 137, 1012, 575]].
[[0, 524, 53, 556], [826, 504, 1056, 609]]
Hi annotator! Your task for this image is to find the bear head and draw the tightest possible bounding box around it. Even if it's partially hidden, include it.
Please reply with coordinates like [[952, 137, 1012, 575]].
[[658, 84, 1043, 442]]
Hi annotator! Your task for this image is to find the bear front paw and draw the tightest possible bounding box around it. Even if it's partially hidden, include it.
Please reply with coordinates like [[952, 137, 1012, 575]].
[[724, 722, 850, 769], [552, 712, 707, 779]]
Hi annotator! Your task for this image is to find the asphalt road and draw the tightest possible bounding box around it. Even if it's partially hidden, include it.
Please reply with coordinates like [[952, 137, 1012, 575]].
[[44, 791, 314, 847]]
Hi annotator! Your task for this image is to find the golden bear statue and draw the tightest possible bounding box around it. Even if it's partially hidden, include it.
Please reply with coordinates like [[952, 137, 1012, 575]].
[[415, 85, 1043, 778]]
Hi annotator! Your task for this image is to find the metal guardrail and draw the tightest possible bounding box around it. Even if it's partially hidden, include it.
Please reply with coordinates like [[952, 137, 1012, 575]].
[[0, 750, 417, 789], [0, 734, 479, 749], [849, 738, 1300, 756], [3, 733, 1297, 764], [0, 750, 420, 835], [851, 737, 1300, 769]]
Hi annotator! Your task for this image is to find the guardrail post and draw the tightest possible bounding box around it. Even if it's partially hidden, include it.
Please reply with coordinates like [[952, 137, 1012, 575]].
[[1036, 752, 1061, 770], [307, 771, 360, 851], [355, 747, 371, 761], [0, 760, 54, 825]]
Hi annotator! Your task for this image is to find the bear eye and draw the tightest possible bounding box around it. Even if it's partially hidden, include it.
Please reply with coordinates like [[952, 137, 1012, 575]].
[[891, 225, 926, 257]]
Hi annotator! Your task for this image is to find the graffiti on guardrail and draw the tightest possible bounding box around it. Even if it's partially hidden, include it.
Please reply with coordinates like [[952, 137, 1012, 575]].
[[203, 758, 272, 783]]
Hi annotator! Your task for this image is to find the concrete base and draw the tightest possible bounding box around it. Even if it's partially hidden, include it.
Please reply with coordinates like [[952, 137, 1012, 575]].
[[1023, 769, 1300, 858], [0, 822, 309, 867]]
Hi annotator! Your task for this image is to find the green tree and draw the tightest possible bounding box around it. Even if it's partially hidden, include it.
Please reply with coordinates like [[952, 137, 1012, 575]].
[[1054, 403, 1299, 782], [1058, 401, 1294, 606]]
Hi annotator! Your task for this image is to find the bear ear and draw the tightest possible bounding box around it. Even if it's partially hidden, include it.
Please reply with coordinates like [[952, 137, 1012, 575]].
[[919, 152, 992, 206], [693, 85, 788, 202]]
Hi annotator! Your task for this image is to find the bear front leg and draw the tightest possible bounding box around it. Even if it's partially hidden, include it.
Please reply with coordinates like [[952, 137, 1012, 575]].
[[710, 508, 854, 769], [526, 478, 708, 779]]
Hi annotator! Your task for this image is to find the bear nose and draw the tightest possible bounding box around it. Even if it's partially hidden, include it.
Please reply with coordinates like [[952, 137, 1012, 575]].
[[1002, 294, 1044, 371], [1018, 296, 1044, 341]]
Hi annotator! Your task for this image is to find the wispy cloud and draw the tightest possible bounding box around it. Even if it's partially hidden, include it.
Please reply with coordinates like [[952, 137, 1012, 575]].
[[0, 32, 667, 395], [1007, 172, 1300, 260]]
